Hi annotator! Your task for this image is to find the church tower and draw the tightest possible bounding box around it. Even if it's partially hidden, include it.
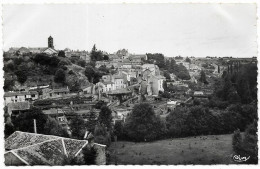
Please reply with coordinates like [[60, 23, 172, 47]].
[[48, 36, 54, 49]]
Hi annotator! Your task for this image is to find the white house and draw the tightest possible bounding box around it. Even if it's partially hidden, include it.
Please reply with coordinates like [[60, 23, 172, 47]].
[[4, 91, 38, 106], [148, 74, 166, 96]]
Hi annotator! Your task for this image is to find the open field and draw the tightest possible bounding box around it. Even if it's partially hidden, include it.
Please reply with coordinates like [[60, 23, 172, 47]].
[[108, 134, 235, 165]]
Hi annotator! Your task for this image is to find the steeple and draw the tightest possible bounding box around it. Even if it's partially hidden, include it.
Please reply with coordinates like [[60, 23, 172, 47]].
[[48, 36, 54, 49]]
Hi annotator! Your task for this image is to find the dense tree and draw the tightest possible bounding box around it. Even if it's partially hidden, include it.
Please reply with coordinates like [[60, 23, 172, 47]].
[[94, 122, 111, 146], [49, 56, 60, 67], [146, 53, 165, 68], [163, 71, 171, 80], [44, 117, 69, 137], [13, 57, 24, 66], [90, 44, 104, 61], [185, 57, 191, 63], [166, 107, 190, 137], [58, 50, 66, 57], [124, 103, 166, 141], [70, 114, 86, 139], [15, 70, 28, 84], [82, 145, 97, 165], [103, 55, 109, 60], [86, 111, 97, 133], [4, 78, 15, 91], [98, 106, 112, 130], [13, 108, 48, 134], [78, 59, 86, 67], [232, 121, 258, 164], [114, 121, 125, 140], [54, 69, 66, 84], [199, 70, 207, 84], [98, 65, 109, 74], [85, 66, 96, 83]]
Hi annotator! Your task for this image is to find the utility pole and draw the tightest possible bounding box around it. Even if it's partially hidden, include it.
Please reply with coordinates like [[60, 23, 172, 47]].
[[34, 119, 37, 134]]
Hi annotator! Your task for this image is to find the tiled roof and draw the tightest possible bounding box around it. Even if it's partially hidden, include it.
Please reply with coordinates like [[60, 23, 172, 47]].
[[4, 91, 38, 97], [7, 102, 30, 111], [42, 108, 65, 115], [5, 131, 105, 165], [52, 88, 70, 93]]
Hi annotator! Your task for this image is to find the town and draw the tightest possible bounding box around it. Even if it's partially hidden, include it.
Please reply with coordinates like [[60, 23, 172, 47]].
[[3, 36, 258, 165]]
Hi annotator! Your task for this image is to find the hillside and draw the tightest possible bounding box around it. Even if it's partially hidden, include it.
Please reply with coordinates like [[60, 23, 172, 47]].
[[108, 134, 235, 165], [3, 54, 89, 91]]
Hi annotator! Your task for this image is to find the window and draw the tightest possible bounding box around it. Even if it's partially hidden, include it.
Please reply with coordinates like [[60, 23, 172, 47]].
[[15, 95, 17, 98], [31, 94, 35, 97], [50, 93, 52, 97]]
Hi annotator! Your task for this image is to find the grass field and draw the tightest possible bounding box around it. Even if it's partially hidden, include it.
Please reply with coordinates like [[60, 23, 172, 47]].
[[108, 134, 236, 165]]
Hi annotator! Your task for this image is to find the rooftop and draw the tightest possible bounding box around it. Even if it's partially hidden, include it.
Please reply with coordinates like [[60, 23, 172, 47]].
[[5, 131, 106, 166]]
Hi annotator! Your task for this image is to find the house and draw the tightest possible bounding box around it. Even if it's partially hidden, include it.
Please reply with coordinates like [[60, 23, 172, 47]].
[[80, 84, 94, 95], [102, 82, 114, 92], [193, 91, 204, 97], [42, 108, 68, 127], [16, 47, 30, 55], [113, 75, 127, 90], [148, 74, 166, 96], [42, 87, 70, 99], [141, 64, 160, 76], [100, 74, 127, 93], [42, 47, 58, 55], [167, 100, 178, 111], [128, 54, 147, 61], [121, 71, 137, 85], [4, 91, 39, 106], [6, 102, 30, 116], [5, 131, 106, 166]]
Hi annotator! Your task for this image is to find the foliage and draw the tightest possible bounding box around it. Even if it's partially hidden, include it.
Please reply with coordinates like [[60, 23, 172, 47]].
[[54, 68, 66, 84], [70, 114, 87, 139], [58, 50, 66, 57], [5, 123, 15, 139], [86, 111, 97, 133], [146, 53, 165, 68], [185, 57, 191, 63], [103, 55, 109, 60], [82, 145, 97, 165], [98, 65, 110, 74], [78, 59, 86, 67], [163, 71, 171, 80], [94, 123, 111, 146], [232, 121, 258, 164], [44, 117, 69, 137], [4, 78, 15, 91], [98, 106, 112, 130], [199, 70, 208, 84], [15, 63, 29, 84], [165, 58, 190, 80], [215, 63, 257, 104], [13, 108, 48, 134], [85, 66, 102, 84], [90, 44, 104, 61], [114, 121, 125, 140], [124, 103, 166, 141]]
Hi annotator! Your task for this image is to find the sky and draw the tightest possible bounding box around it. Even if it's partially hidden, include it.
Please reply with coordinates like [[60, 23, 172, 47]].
[[2, 3, 257, 57]]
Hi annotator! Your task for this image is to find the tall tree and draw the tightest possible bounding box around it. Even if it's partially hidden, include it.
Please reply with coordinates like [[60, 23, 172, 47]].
[[98, 106, 112, 131], [70, 114, 86, 139], [124, 103, 166, 141], [199, 70, 207, 84]]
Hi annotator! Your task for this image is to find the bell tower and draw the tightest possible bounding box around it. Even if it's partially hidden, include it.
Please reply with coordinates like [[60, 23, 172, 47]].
[[48, 36, 54, 49]]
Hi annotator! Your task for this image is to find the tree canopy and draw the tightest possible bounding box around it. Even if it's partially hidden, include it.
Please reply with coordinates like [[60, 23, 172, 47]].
[[124, 103, 166, 141]]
